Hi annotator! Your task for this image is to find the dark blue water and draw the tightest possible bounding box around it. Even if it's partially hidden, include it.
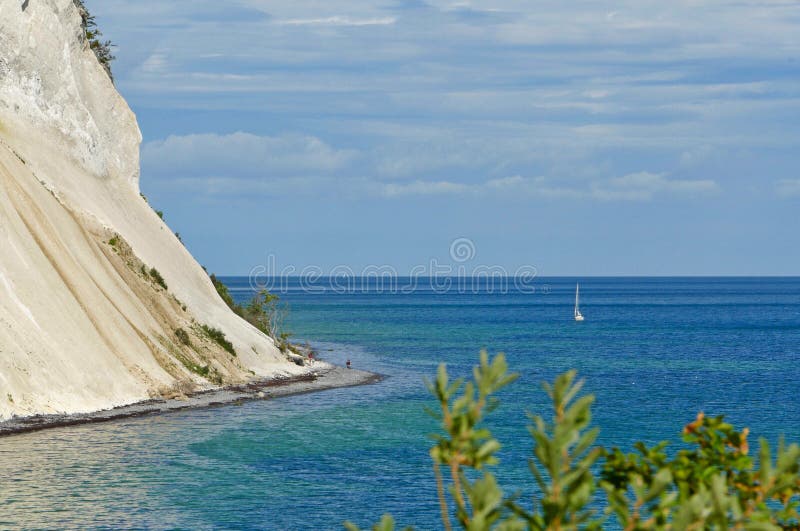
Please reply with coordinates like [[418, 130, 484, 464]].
[[1, 277, 798, 529]]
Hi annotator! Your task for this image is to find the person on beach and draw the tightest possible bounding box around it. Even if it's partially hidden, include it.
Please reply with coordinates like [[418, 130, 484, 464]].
[[346, 359, 351, 369]]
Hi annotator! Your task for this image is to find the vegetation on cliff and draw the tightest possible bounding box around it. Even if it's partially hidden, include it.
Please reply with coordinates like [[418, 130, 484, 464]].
[[72, 0, 115, 80], [209, 274, 293, 350]]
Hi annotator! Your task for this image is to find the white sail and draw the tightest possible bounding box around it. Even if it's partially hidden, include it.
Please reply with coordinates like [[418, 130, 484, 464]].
[[574, 283, 584, 321]]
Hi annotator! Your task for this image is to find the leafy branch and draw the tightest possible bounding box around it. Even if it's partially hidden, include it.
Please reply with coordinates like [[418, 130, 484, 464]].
[[345, 352, 800, 530], [73, 0, 115, 81]]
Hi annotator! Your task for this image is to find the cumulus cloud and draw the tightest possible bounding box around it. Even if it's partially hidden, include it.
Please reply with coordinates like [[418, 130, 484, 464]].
[[775, 179, 800, 198], [142, 132, 357, 179], [276, 16, 396, 26], [593, 172, 718, 201], [483, 176, 582, 199], [379, 180, 468, 197], [140, 129, 722, 203], [355, 172, 719, 200], [140, 52, 168, 74], [106, 0, 795, 209], [481, 172, 717, 201]]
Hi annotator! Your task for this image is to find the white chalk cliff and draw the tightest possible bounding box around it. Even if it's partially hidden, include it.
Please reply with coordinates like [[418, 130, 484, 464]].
[[0, 0, 303, 420]]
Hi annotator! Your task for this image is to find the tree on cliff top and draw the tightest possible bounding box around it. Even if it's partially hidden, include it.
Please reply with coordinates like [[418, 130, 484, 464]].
[[72, 0, 115, 81]]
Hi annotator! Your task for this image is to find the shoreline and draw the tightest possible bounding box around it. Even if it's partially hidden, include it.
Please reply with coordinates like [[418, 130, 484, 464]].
[[0, 363, 382, 438]]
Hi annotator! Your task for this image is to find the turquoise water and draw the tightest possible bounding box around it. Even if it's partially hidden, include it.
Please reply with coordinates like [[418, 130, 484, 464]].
[[1, 277, 798, 529]]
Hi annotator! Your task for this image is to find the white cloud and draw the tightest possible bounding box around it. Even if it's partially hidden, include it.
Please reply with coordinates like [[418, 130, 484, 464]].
[[485, 175, 525, 189], [276, 16, 396, 27], [481, 172, 718, 201], [592, 172, 718, 201], [141, 131, 720, 203], [366, 172, 719, 201], [776, 179, 800, 198], [485, 175, 582, 199], [142, 132, 357, 178], [379, 180, 468, 197], [140, 52, 168, 74]]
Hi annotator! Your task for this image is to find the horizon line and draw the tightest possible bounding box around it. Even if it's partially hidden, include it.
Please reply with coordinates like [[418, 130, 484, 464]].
[[216, 274, 800, 279]]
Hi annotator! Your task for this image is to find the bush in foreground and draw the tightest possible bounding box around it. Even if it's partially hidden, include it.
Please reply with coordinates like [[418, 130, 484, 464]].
[[346, 352, 800, 530]]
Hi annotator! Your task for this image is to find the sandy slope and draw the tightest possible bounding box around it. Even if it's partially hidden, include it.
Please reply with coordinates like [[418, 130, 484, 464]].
[[0, 0, 304, 420]]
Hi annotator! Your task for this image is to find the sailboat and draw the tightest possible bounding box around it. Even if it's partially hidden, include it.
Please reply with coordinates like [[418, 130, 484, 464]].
[[574, 283, 585, 322]]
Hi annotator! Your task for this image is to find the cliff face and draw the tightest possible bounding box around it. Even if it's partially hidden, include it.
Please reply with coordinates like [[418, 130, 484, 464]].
[[0, 0, 301, 420]]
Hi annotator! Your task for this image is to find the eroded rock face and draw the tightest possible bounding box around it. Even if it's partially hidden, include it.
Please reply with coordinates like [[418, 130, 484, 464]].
[[1, 0, 137, 185], [0, 0, 301, 420]]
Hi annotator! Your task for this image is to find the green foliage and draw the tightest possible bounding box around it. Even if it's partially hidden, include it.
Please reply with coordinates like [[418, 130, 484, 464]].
[[513, 370, 603, 530], [108, 235, 119, 248], [601, 412, 800, 529], [200, 324, 236, 357], [172, 348, 214, 381], [277, 331, 294, 349], [244, 289, 280, 333], [348, 353, 800, 531], [345, 514, 410, 531], [148, 267, 168, 290], [207, 274, 292, 350], [178, 356, 209, 379], [175, 328, 191, 347], [210, 274, 241, 315], [155, 210, 164, 220], [72, 0, 115, 81], [140, 264, 167, 290], [206, 274, 295, 357], [427, 351, 519, 530], [243, 290, 291, 347]]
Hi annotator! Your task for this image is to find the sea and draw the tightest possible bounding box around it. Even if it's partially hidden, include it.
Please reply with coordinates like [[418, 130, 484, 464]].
[[1, 277, 798, 529]]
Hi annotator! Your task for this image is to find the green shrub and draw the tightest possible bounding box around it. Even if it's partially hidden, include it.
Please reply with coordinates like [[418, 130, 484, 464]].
[[346, 352, 800, 531], [175, 328, 191, 347], [207, 274, 294, 352], [149, 267, 167, 290], [175, 354, 210, 379], [209, 274, 241, 315], [108, 235, 119, 248], [277, 331, 294, 351], [243, 289, 282, 336], [200, 324, 236, 356], [72, 0, 115, 81]]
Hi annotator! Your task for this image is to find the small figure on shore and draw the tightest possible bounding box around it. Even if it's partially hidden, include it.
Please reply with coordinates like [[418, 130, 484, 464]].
[[308, 353, 314, 360], [346, 359, 351, 369]]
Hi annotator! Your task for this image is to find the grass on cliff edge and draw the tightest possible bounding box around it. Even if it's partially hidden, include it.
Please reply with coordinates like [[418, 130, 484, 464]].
[[208, 273, 294, 351], [200, 324, 236, 357], [72, 0, 115, 81]]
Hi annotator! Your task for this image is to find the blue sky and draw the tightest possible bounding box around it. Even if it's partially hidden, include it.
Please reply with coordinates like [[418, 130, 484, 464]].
[[90, 0, 800, 275]]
